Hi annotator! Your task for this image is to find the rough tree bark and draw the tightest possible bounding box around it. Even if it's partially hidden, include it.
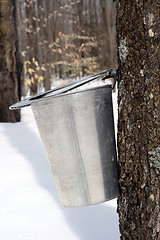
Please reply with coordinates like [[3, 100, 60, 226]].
[[0, 0, 22, 122], [116, 1, 160, 239]]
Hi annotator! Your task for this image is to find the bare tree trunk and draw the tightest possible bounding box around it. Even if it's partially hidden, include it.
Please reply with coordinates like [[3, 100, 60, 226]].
[[25, 0, 38, 95], [13, 0, 23, 101], [100, 0, 114, 68], [117, 1, 160, 239], [41, 0, 51, 91], [0, 0, 21, 122]]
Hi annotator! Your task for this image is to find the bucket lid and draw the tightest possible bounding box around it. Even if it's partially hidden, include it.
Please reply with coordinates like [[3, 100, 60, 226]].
[[9, 69, 117, 110]]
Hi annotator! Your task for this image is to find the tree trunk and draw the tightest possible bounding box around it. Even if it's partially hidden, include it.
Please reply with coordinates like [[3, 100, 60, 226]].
[[0, 0, 22, 122], [117, 1, 160, 239], [100, 0, 115, 68]]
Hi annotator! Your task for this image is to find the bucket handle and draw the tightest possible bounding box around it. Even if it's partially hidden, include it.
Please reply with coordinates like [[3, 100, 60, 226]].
[[10, 69, 117, 110]]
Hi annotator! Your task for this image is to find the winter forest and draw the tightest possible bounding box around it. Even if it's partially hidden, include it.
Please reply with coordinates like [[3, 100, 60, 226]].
[[1, 0, 159, 239], [16, 0, 116, 96]]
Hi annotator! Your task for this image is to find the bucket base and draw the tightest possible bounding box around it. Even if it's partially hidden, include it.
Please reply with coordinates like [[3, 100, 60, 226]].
[[61, 192, 119, 208]]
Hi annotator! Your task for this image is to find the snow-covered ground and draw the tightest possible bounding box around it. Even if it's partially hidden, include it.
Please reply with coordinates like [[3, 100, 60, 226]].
[[0, 87, 120, 240]]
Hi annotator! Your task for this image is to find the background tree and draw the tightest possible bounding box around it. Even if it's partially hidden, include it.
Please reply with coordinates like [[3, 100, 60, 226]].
[[116, 1, 160, 239], [0, 0, 22, 122], [18, 0, 116, 95]]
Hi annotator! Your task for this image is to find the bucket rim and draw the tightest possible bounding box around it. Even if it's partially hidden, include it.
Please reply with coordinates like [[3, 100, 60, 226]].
[[30, 84, 112, 105]]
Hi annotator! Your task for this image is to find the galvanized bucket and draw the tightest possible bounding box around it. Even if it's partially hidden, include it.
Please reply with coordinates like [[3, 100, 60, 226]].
[[10, 69, 119, 207]]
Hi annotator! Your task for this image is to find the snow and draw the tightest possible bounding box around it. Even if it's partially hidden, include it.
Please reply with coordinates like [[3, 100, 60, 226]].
[[0, 90, 120, 240]]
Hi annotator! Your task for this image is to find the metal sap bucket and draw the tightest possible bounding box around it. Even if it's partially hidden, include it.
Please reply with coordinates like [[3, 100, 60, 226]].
[[10, 69, 119, 207]]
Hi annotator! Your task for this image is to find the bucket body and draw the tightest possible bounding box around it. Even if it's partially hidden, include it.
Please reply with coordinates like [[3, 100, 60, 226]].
[[31, 85, 119, 207]]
